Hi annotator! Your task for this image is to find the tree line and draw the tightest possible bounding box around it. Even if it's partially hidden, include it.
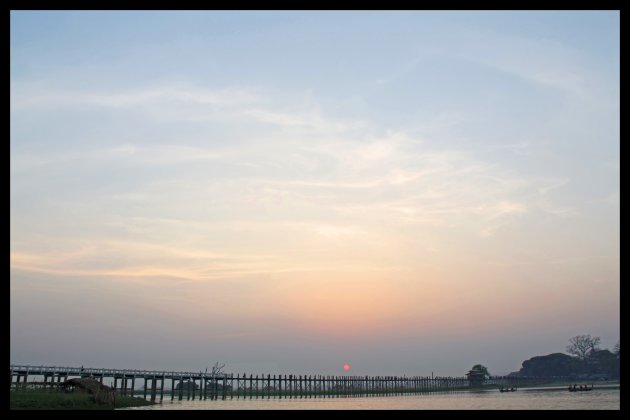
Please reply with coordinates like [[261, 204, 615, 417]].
[[471, 335, 619, 380]]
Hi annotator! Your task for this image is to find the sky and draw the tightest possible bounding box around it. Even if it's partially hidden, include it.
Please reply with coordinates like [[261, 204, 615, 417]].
[[10, 11, 619, 377]]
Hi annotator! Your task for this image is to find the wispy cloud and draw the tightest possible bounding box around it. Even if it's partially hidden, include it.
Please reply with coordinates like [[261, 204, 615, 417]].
[[11, 82, 579, 284], [11, 144, 227, 173], [11, 84, 262, 112], [453, 30, 597, 100]]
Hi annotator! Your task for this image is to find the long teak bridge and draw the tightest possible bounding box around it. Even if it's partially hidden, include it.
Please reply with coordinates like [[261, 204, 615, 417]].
[[9, 365, 552, 402]]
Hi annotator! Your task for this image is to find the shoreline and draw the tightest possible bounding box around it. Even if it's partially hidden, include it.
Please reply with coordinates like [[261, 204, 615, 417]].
[[10, 387, 157, 410]]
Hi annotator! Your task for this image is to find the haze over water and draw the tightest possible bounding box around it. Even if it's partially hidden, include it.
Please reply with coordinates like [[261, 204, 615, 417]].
[[10, 11, 619, 378]]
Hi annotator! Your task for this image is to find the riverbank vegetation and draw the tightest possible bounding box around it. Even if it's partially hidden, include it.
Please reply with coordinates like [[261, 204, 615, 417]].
[[512, 335, 620, 380], [10, 386, 155, 410]]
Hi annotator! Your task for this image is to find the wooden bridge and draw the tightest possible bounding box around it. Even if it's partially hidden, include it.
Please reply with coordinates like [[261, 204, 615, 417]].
[[9, 365, 564, 402]]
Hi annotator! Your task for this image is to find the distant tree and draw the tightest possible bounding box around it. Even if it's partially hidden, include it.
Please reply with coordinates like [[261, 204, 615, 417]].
[[587, 349, 620, 379], [207, 362, 225, 377], [470, 364, 490, 379], [613, 340, 620, 357], [566, 335, 600, 360], [519, 353, 583, 377]]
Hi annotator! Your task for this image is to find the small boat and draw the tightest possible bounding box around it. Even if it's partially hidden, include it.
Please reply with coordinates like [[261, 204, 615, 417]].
[[568, 385, 594, 392], [499, 387, 517, 392]]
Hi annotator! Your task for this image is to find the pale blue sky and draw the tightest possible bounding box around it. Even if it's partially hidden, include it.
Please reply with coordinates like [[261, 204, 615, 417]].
[[11, 11, 619, 376]]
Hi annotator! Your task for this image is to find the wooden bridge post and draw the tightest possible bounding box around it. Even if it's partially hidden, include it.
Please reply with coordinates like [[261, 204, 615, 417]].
[[272, 374, 276, 399], [150, 376, 157, 403], [348, 376, 351, 397], [160, 374, 165, 402]]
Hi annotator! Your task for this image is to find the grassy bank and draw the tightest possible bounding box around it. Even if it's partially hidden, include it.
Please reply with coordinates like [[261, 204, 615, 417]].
[[10, 387, 155, 410]]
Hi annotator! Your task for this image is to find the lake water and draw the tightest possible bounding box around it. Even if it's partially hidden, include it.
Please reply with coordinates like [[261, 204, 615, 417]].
[[120, 387, 620, 410]]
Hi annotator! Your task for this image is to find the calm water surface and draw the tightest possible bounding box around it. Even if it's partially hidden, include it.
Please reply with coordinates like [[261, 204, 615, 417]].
[[121, 388, 619, 410]]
